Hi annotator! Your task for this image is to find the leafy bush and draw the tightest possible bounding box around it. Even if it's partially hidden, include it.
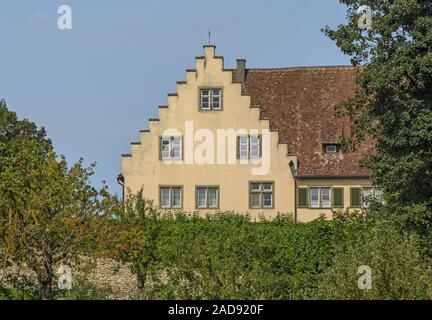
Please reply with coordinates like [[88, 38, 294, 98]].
[[54, 276, 112, 300], [317, 221, 432, 300]]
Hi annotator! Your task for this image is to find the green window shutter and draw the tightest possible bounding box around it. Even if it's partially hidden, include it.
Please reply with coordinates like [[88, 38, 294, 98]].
[[350, 188, 361, 207], [297, 188, 308, 208], [332, 188, 344, 208], [236, 136, 240, 159]]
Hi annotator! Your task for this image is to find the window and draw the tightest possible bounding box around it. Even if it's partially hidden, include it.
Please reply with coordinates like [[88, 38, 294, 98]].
[[200, 88, 222, 110], [321, 187, 331, 208], [250, 135, 261, 159], [298, 187, 344, 208], [238, 135, 261, 159], [324, 144, 339, 153], [310, 187, 320, 208], [160, 136, 182, 160], [238, 136, 249, 159], [159, 186, 182, 209], [309, 187, 332, 208], [332, 188, 344, 208], [196, 186, 219, 209], [250, 182, 274, 209], [362, 187, 383, 207]]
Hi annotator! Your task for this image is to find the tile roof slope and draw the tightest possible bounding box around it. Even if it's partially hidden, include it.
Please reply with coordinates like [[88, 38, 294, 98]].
[[239, 66, 373, 177]]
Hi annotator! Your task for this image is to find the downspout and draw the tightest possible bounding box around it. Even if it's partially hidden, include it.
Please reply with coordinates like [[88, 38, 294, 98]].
[[116, 173, 125, 203], [289, 161, 298, 223]]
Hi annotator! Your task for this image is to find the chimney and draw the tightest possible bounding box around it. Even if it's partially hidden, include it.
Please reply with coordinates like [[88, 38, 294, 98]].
[[236, 59, 246, 86]]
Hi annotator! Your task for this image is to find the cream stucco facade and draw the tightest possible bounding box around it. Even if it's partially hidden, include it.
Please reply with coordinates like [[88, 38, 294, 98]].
[[121, 45, 372, 222]]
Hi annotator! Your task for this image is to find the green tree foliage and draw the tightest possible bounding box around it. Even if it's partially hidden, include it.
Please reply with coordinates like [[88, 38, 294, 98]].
[[111, 189, 165, 300], [317, 220, 432, 299], [322, 1, 432, 208], [0, 100, 114, 299]]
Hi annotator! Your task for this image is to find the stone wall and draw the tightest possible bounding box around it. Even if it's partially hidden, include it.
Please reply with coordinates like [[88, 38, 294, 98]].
[[0, 258, 137, 300]]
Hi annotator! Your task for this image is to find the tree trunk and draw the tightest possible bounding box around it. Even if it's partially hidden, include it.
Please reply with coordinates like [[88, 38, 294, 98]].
[[136, 275, 146, 300], [39, 277, 53, 300]]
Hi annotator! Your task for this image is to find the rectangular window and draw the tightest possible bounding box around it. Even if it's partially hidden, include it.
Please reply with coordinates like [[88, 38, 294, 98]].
[[159, 186, 182, 209], [238, 135, 249, 159], [172, 187, 182, 208], [200, 88, 222, 110], [310, 187, 320, 208], [309, 187, 333, 208], [362, 187, 383, 207], [238, 135, 262, 159], [160, 136, 182, 160], [350, 187, 362, 208], [332, 188, 344, 208], [324, 144, 340, 153], [196, 186, 219, 209], [211, 89, 221, 110], [249, 182, 274, 209], [160, 187, 171, 208], [250, 135, 261, 159], [321, 187, 331, 208]]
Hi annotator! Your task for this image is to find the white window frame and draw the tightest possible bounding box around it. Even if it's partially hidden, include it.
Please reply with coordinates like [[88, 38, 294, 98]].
[[160, 186, 182, 209], [310, 187, 320, 208], [160, 136, 182, 161], [211, 89, 222, 110], [238, 135, 262, 159], [250, 135, 261, 159], [239, 135, 249, 159], [321, 187, 331, 208], [309, 187, 332, 208], [196, 186, 219, 209], [200, 88, 222, 110]]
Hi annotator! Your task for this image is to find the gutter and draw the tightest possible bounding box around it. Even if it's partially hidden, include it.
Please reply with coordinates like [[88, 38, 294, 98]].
[[289, 161, 298, 223]]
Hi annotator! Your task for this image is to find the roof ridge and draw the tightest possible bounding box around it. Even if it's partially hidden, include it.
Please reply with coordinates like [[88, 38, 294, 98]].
[[247, 65, 357, 71]]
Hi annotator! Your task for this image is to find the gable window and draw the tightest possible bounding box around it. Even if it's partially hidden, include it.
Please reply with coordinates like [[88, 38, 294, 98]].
[[249, 182, 274, 209], [196, 186, 219, 209], [160, 186, 182, 209], [160, 136, 182, 160], [238, 135, 262, 159], [324, 144, 340, 153], [200, 88, 222, 110]]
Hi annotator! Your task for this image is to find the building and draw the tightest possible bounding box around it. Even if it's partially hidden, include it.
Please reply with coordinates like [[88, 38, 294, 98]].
[[119, 45, 379, 222]]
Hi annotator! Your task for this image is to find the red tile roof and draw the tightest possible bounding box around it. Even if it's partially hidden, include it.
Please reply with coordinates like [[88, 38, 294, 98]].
[[240, 66, 373, 177]]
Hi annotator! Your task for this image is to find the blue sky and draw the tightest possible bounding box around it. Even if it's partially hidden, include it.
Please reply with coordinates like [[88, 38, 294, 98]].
[[0, 0, 351, 196]]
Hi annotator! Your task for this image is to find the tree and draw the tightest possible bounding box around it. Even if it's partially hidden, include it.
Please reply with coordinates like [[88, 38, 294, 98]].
[[323, 1, 432, 209], [0, 101, 114, 299], [113, 190, 164, 300], [317, 221, 432, 299]]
